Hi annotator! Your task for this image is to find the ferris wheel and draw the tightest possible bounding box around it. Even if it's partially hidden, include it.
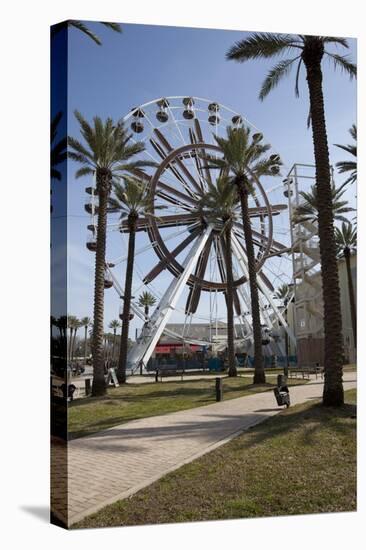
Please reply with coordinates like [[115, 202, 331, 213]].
[[85, 96, 296, 372]]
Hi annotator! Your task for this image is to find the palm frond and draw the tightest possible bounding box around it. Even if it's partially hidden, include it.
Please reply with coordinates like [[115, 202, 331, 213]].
[[101, 22, 122, 33], [75, 166, 94, 179], [226, 33, 301, 62], [69, 21, 102, 45], [259, 57, 300, 100], [294, 58, 303, 97], [322, 36, 349, 48], [325, 52, 357, 78]]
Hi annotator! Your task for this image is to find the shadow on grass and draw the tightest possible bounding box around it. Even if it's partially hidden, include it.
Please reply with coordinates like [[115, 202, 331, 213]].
[[234, 401, 356, 452], [69, 396, 356, 452]]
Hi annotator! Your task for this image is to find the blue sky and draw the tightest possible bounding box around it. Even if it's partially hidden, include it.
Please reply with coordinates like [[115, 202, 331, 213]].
[[53, 21, 357, 333]]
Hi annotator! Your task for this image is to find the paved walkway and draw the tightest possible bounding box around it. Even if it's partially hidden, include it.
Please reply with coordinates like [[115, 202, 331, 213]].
[[54, 372, 356, 526]]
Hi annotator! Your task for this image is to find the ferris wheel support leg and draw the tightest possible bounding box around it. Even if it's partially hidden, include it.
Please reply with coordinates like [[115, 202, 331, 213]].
[[231, 234, 296, 348], [127, 225, 214, 372]]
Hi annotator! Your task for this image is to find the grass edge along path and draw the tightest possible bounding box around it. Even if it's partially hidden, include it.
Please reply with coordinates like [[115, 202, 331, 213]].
[[74, 388, 356, 528], [68, 375, 309, 439]]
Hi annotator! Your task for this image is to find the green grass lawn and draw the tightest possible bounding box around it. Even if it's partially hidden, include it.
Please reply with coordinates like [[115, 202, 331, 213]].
[[74, 388, 356, 529], [68, 374, 308, 439]]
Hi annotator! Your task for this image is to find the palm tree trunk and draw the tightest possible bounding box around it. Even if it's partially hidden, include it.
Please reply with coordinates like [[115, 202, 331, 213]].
[[72, 328, 78, 360], [91, 171, 110, 397], [68, 328, 73, 361], [344, 249, 357, 349], [84, 326, 88, 364], [112, 329, 117, 364], [237, 181, 265, 384], [223, 219, 237, 376], [117, 214, 137, 383], [284, 303, 289, 376], [304, 54, 344, 406]]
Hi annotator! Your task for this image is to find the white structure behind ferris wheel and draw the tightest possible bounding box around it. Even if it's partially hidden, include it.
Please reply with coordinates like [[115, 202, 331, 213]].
[[85, 96, 297, 374], [284, 163, 334, 353]]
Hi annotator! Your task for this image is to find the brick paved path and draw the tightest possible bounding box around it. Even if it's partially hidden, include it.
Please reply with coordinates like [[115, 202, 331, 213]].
[[52, 373, 356, 526]]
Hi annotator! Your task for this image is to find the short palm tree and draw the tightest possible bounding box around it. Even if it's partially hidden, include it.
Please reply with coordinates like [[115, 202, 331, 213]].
[[335, 124, 357, 186], [227, 33, 356, 406], [138, 291, 157, 321], [109, 176, 161, 383], [51, 20, 122, 46], [80, 317, 91, 365], [68, 112, 152, 396], [335, 222, 357, 347], [109, 320, 121, 364], [275, 283, 289, 302], [200, 176, 239, 376], [293, 182, 355, 224], [207, 126, 282, 384]]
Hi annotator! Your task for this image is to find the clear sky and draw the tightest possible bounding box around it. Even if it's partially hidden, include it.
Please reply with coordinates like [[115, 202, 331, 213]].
[[55, 21, 357, 334]]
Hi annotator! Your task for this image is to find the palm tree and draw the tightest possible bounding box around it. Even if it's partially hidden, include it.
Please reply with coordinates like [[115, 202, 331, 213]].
[[51, 112, 67, 181], [293, 182, 355, 224], [206, 126, 282, 384], [68, 113, 152, 396], [80, 317, 91, 365], [335, 124, 357, 186], [51, 20, 122, 46], [109, 320, 121, 364], [227, 33, 356, 406], [275, 283, 289, 302], [200, 176, 239, 376], [275, 283, 290, 372], [109, 176, 161, 383], [138, 291, 157, 322], [67, 316, 79, 361], [335, 222, 357, 348]]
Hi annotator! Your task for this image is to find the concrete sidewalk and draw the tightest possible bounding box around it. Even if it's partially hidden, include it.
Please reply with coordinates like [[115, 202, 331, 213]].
[[55, 372, 357, 526]]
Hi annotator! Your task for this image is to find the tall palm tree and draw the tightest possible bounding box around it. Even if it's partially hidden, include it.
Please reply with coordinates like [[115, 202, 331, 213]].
[[67, 316, 79, 361], [335, 222, 357, 348], [206, 126, 282, 384], [109, 320, 121, 364], [200, 176, 239, 376], [109, 176, 161, 383], [335, 124, 357, 186], [51, 20, 122, 46], [80, 317, 91, 365], [275, 283, 290, 371], [72, 319, 82, 360], [138, 291, 157, 321], [68, 113, 152, 396], [227, 33, 356, 406], [51, 112, 67, 181], [293, 182, 355, 224]]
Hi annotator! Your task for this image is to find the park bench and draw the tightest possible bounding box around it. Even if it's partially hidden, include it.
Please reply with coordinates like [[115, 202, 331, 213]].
[[288, 367, 311, 379], [155, 365, 185, 382], [288, 364, 324, 380]]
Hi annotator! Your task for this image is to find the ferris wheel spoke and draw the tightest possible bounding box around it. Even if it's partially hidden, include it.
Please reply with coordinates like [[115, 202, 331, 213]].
[[218, 235, 241, 315], [150, 138, 198, 198], [185, 234, 213, 314], [119, 213, 200, 233], [143, 226, 202, 284], [188, 128, 206, 192], [193, 119, 213, 187], [233, 222, 287, 254], [153, 129, 202, 195], [247, 203, 287, 217], [129, 167, 196, 209], [156, 181, 198, 207]]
